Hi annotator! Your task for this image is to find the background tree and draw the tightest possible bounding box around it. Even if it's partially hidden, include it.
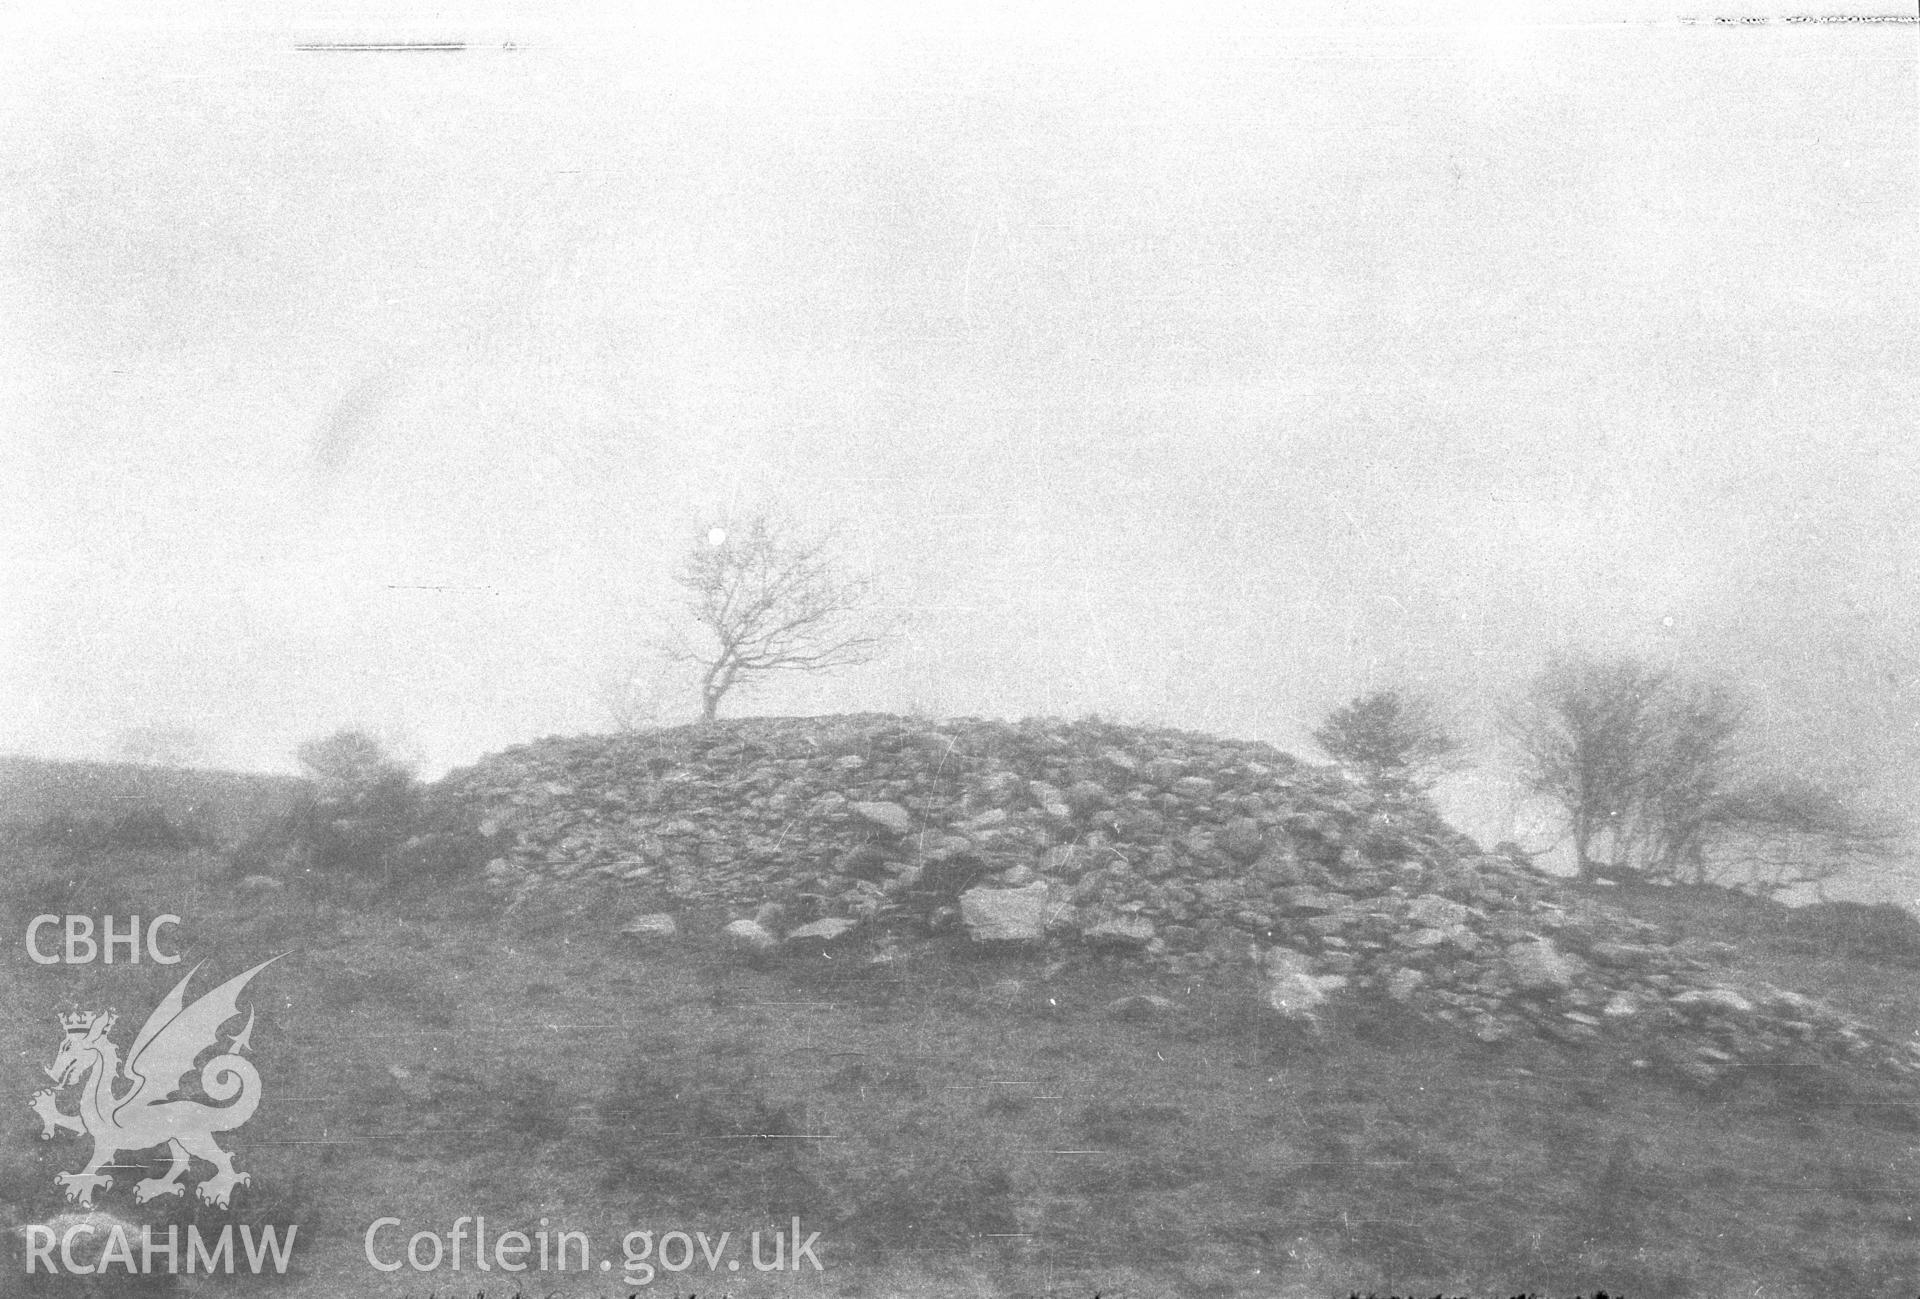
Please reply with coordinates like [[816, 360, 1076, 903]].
[[1707, 775, 1901, 896], [282, 728, 425, 879], [1504, 651, 1898, 889], [1311, 689, 1461, 796], [1635, 677, 1748, 879], [665, 510, 891, 721], [296, 729, 415, 800], [1502, 654, 1676, 882]]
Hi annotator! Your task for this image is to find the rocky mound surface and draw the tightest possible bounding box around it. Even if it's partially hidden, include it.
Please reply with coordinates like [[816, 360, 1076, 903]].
[[437, 714, 1920, 1087]]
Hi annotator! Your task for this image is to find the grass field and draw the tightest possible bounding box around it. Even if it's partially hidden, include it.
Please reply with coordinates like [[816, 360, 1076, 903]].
[[0, 758, 305, 851], [5, 838, 1920, 1298]]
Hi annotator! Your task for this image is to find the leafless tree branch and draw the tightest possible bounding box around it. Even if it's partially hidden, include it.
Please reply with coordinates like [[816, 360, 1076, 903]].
[[667, 509, 895, 720]]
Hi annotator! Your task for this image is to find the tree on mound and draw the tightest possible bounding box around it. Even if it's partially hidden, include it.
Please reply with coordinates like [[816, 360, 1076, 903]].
[[1503, 651, 1899, 891], [664, 509, 893, 721], [1311, 689, 1461, 797]]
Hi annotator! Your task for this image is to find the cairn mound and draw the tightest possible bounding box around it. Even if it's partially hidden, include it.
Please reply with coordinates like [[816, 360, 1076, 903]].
[[438, 714, 1920, 1086]]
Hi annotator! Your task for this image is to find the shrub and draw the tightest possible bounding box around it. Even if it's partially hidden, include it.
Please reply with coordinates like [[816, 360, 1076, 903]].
[[1312, 689, 1461, 797], [232, 731, 483, 885], [296, 730, 411, 796]]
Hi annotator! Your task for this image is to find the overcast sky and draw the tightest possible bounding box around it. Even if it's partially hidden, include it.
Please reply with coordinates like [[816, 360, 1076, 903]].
[[3, 1, 1916, 872]]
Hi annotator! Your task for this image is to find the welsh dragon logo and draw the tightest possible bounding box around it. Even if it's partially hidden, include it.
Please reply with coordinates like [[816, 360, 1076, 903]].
[[30, 957, 280, 1209]]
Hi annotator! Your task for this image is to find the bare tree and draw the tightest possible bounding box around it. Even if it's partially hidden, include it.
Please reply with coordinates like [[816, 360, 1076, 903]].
[[1504, 651, 1898, 890], [1311, 689, 1461, 796], [1635, 677, 1748, 880], [664, 510, 891, 721], [1503, 653, 1676, 882], [1706, 776, 1901, 896]]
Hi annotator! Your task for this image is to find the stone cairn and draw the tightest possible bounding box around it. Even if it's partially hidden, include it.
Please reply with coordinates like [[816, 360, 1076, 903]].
[[436, 714, 1920, 1088]]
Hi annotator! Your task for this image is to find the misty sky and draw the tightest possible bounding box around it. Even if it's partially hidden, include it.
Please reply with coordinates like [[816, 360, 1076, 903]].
[[3, 1, 1916, 872]]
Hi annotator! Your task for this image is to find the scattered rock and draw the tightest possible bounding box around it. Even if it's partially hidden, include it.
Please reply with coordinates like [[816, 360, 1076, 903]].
[[1385, 967, 1427, 1003], [787, 917, 858, 944], [1406, 894, 1472, 928], [1108, 994, 1176, 1021], [1472, 1015, 1512, 1043], [1276, 887, 1340, 916], [238, 874, 284, 893], [621, 913, 679, 939], [1221, 817, 1266, 861], [1602, 992, 1643, 1019], [1757, 986, 1817, 1015], [1588, 941, 1656, 969], [1672, 987, 1753, 1017], [1083, 917, 1156, 949], [1505, 939, 1576, 993], [723, 919, 778, 952], [1262, 947, 1329, 1021], [1068, 779, 1110, 808]]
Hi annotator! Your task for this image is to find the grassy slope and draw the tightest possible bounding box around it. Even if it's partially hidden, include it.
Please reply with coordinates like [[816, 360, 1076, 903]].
[[4, 848, 1920, 1299], [0, 758, 305, 847]]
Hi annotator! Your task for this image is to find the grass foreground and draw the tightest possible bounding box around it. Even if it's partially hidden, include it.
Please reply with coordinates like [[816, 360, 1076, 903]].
[[3, 845, 1920, 1298]]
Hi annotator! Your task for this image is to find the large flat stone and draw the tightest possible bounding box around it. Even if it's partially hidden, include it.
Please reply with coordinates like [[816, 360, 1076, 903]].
[[621, 913, 679, 939], [787, 917, 859, 943], [724, 918, 778, 951], [961, 882, 1050, 942], [852, 801, 914, 835], [1504, 939, 1576, 992], [1083, 916, 1156, 948]]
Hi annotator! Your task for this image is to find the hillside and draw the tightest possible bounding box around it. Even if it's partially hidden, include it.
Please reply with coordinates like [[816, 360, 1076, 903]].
[[0, 755, 306, 848]]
